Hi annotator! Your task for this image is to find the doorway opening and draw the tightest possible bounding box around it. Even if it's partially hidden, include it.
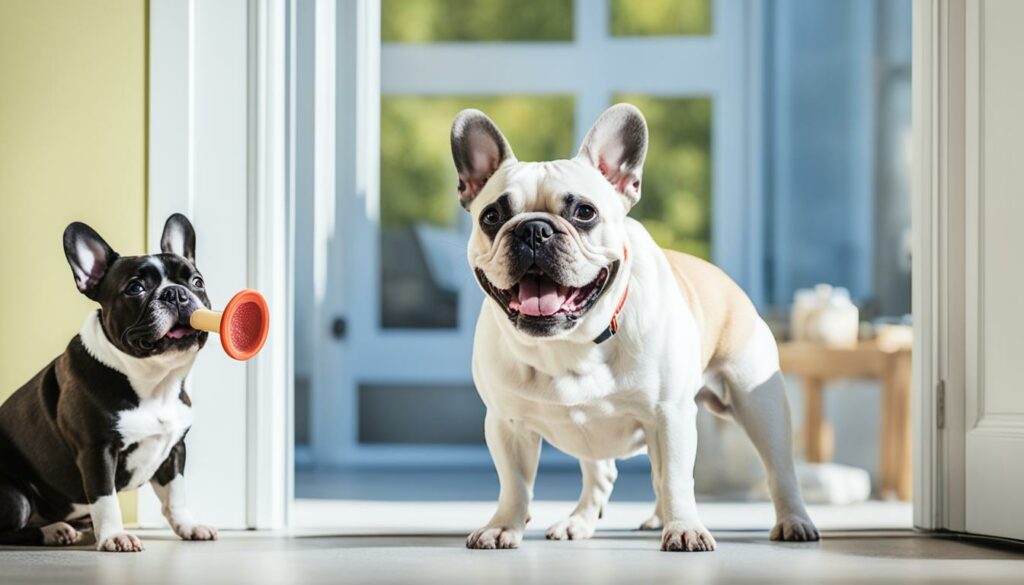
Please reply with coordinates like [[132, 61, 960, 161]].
[[291, 0, 914, 531]]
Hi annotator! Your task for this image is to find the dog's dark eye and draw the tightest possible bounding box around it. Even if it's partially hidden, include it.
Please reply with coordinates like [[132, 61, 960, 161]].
[[192, 276, 205, 289], [126, 281, 145, 296], [481, 208, 501, 226], [574, 204, 598, 222]]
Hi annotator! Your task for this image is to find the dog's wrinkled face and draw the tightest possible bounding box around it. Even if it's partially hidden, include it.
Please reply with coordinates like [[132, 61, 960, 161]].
[[64, 214, 211, 358], [452, 104, 648, 338]]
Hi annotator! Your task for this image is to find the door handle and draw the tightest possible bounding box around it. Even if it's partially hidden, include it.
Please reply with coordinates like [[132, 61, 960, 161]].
[[331, 316, 347, 340]]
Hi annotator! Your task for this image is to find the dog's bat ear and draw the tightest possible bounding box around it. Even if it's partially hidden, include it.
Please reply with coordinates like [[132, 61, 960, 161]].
[[160, 213, 197, 263], [63, 222, 119, 299], [575, 103, 648, 210], [451, 109, 516, 210]]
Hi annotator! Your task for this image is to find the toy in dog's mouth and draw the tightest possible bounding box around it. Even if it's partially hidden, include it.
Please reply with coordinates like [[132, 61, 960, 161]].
[[476, 263, 617, 322]]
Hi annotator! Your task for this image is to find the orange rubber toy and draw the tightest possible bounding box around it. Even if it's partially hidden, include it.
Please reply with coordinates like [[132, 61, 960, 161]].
[[189, 289, 270, 361]]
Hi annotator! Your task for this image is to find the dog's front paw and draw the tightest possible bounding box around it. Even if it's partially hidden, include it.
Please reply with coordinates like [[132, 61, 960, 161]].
[[97, 532, 144, 552], [466, 525, 523, 550], [41, 522, 81, 546], [545, 515, 596, 541], [661, 521, 716, 552], [770, 513, 819, 542], [174, 523, 218, 541]]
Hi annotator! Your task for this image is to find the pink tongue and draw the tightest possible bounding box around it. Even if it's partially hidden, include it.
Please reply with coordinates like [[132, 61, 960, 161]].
[[166, 326, 192, 339], [518, 275, 567, 317]]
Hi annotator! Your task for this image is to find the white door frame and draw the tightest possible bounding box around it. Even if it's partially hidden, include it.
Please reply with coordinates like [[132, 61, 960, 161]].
[[910, 0, 941, 532], [146, 0, 293, 530], [246, 0, 295, 531], [911, 0, 973, 534]]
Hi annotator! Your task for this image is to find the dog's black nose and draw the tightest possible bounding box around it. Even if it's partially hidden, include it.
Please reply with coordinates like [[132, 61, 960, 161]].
[[514, 219, 554, 247], [160, 285, 190, 306]]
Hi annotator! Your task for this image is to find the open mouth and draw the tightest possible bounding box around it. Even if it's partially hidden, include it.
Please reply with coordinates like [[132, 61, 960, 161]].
[[476, 263, 617, 321], [164, 325, 199, 340]]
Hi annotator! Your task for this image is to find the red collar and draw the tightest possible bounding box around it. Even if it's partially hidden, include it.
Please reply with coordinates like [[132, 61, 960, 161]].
[[593, 248, 629, 345]]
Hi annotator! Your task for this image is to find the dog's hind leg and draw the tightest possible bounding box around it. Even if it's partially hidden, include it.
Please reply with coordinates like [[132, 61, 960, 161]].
[[0, 479, 43, 545], [546, 458, 617, 540], [717, 320, 819, 542]]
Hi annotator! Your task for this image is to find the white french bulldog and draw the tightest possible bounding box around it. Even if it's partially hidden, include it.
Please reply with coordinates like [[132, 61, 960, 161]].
[[453, 104, 819, 552]]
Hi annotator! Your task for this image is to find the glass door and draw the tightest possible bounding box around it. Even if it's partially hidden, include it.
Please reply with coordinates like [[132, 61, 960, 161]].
[[302, 0, 755, 471]]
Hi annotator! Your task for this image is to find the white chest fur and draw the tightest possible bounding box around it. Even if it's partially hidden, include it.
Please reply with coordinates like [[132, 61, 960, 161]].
[[78, 311, 198, 491], [117, 396, 193, 490]]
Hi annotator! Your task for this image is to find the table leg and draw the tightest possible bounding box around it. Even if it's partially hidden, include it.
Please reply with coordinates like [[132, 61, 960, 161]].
[[881, 351, 913, 500], [893, 352, 913, 500], [803, 377, 826, 463]]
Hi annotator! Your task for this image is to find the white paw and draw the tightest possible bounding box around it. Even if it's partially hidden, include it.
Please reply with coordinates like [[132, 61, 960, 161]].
[[97, 532, 144, 552], [770, 513, 820, 542], [638, 512, 663, 531], [41, 522, 80, 546], [174, 523, 218, 541], [466, 525, 523, 550], [661, 521, 716, 552], [545, 515, 596, 541]]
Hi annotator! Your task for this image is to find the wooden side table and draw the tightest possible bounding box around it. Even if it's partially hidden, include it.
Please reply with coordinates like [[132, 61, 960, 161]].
[[778, 340, 913, 500]]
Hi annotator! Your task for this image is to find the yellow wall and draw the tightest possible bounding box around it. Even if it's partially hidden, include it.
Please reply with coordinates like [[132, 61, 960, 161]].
[[0, 0, 147, 523]]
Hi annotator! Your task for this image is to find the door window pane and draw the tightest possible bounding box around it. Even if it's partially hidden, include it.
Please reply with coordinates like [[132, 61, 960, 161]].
[[610, 0, 713, 37], [380, 96, 575, 329], [615, 95, 712, 258], [382, 0, 573, 43]]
